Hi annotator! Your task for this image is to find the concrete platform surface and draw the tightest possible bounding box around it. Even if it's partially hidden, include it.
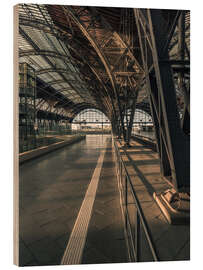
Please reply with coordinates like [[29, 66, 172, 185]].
[[118, 139, 190, 262], [19, 134, 85, 164], [19, 135, 127, 266]]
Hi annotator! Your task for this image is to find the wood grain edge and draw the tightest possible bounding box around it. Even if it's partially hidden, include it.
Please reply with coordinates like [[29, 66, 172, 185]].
[[13, 4, 19, 266]]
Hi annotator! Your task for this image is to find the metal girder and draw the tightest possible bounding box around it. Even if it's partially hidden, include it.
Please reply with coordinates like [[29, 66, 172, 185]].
[[90, 6, 143, 73], [19, 23, 91, 102], [162, 10, 182, 54], [62, 7, 117, 91], [19, 50, 71, 60], [135, 102, 151, 115], [67, 39, 116, 119], [36, 68, 73, 75], [36, 85, 68, 104], [88, 65, 116, 119], [178, 11, 190, 135], [169, 25, 190, 51], [148, 74, 171, 176], [36, 79, 73, 115], [134, 9, 190, 191], [45, 79, 73, 85], [86, 7, 147, 141], [56, 87, 74, 92], [19, 17, 70, 40], [37, 109, 68, 121], [112, 32, 143, 73], [63, 6, 126, 139], [68, 103, 104, 121], [20, 16, 98, 61], [126, 94, 137, 144]]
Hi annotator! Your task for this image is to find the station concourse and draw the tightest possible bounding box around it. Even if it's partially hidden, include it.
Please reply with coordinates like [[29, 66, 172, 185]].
[[14, 4, 190, 266]]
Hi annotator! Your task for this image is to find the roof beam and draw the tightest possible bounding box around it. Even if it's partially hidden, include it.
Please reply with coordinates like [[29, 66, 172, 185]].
[[19, 50, 71, 60], [36, 68, 72, 75], [19, 26, 86, 101]]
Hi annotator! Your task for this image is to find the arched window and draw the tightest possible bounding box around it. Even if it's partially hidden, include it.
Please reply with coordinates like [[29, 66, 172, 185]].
[[72, 109, 110, 131], [123, 109, 152, 123], [73, 109, 109, 123], [133, 109, 152, 123]]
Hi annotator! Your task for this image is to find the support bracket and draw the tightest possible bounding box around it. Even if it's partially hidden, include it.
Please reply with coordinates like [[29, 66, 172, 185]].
[[153, 188, 190, 225]]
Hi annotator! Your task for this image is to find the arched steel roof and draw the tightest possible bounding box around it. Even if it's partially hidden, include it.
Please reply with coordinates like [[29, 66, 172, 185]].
[[18, 4, 190, 124]]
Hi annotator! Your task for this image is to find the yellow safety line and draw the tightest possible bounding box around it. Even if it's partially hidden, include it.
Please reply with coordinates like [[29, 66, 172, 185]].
[[61, 139, 107, 265]]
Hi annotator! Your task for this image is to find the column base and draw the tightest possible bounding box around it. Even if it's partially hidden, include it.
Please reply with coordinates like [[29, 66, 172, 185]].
[[153, 188, 190, 225], [124, 142, 132, 147]]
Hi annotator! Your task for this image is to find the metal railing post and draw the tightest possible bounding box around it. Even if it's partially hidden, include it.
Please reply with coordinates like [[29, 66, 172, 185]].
[[112, 135, 158, 262], [135, 210, 140, 262], [125, 175, 128, 207]]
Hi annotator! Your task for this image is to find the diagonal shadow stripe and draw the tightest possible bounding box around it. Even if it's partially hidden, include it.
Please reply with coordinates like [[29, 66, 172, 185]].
[[123, 149, 157, 197]]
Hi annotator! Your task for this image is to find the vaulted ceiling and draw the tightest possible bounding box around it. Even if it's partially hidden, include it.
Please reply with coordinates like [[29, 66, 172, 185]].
[[18, 4, 190, 122]]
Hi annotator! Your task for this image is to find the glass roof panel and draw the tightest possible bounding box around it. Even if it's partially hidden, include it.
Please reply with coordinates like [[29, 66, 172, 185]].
[[18, 36, 33, 51], [52, 84, 64, 90], [22, 26, 53, 51], [38, 73, 56, 82], [46, 56, 67, 69], [62, 74, 75, 81], [46, 72, 63, 80], [18, 3, 97, 112], [46, 33, 69, 56], [19, 56, 30, 65], [68, 97, 83, 103], [28, 55, 50, 69], [58, 82, 71, 88]]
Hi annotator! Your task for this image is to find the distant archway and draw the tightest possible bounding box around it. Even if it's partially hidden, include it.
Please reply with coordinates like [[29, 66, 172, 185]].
[[72, 109, 111, 132], [130, 109, 154, 139], [73, 109, 110, 123], [132, 109, 152, 123]]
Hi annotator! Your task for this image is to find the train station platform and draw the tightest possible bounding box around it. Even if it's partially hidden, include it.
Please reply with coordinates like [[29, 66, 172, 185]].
[[18, 134, 189, 266], [19, 135, 128, 266], [117, 139, 190, 261]]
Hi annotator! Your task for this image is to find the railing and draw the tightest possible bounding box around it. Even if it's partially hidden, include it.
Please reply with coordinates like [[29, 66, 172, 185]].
[[131, 130, 155, 142], [112, 135, 158, 262], [131, 135, 157, 153]]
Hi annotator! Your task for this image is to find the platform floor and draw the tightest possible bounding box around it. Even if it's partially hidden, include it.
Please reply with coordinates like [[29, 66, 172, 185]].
[[19, 135, 128, 266], [18, 134, 190, 266], [118, 139, 190, 261]]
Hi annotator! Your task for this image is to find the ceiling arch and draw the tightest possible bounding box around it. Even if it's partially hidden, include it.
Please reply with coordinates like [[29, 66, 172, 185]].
[[18, 4, 190, 127]]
